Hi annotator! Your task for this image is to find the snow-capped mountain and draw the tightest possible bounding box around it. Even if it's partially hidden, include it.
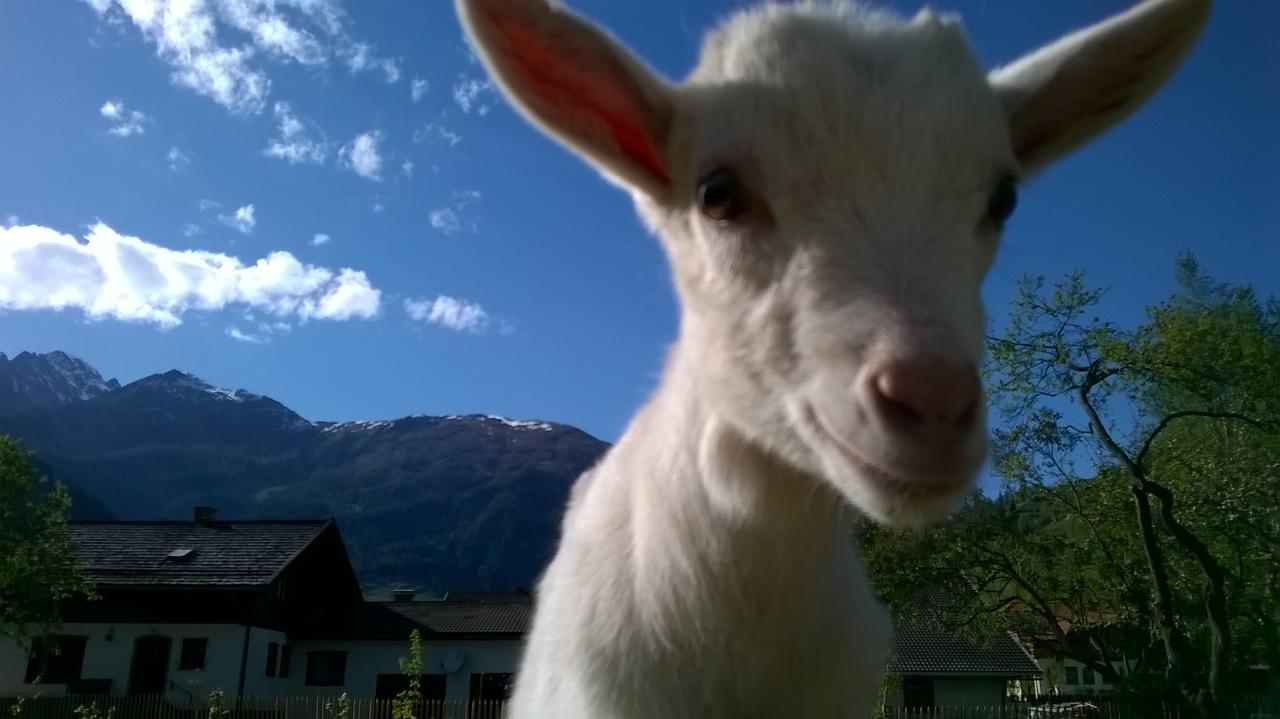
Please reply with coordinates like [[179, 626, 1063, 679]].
[[0, 350, 608, 594], [0, 350, 120, 412]]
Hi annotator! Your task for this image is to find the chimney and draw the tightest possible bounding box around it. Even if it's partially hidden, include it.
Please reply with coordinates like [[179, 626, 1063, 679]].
[[392, 588, 416, 602], [193, 506, 218, 525]]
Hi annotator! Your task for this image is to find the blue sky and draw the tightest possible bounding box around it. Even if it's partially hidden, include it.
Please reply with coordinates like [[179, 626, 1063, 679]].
[[1, 0, 1277, 445]]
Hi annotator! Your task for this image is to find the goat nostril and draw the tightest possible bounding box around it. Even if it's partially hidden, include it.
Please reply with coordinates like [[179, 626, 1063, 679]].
[[954, 399, 978, 431], [880, 394, 924, 427], [872, 373, 926, 428], [868, 358, 980, 438]]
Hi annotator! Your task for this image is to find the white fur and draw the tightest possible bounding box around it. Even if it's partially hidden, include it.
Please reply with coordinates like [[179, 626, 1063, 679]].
[[455, 1, 1210, 716]]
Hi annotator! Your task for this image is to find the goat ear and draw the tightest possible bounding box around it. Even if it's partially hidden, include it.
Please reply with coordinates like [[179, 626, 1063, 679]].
[[456, 0, 674, 198], [989, 0, 1210, 175]]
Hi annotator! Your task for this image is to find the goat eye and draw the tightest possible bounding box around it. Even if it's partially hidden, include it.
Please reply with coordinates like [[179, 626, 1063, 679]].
[[697, 167, 750, 222], [986, 175, 1018, 226]]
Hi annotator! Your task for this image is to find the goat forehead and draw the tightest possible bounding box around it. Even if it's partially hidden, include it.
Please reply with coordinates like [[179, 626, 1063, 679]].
[[691, 3, 977, 86], [684, 5, 1009, 207]]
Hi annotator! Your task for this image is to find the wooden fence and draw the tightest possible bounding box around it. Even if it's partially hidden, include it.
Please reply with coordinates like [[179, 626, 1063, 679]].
[[2, 696, 1276, 719], [0, 695, 508, 719], [877, 698, 1278, 719]]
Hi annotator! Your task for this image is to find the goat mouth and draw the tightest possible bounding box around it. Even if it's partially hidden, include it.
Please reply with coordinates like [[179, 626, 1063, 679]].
[[801, 403, 971, 502]]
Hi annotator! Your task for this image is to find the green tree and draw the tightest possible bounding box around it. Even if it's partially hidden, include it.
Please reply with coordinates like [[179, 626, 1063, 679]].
[[862, 258, 1280, 713], [984, 259, 1279, 709], [0, 436, 95, 647], [72, 702, 115, 719], [392, 629, 425, 719], [859, 489, 1138, 686], [206, 688, 230, 718], [323, 693, 352, 719]]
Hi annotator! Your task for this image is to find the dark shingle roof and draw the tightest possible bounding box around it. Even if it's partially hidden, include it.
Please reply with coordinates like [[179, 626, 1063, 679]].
[[69, 520, 331, 586], [300, 599, 532, 639], [441, 591, 531, 603], [384, 601, 531, 634], [888, 626, 1042, 677]]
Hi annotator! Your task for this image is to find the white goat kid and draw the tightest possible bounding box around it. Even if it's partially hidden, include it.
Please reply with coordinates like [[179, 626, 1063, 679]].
[[456, 0, 1210, 716]]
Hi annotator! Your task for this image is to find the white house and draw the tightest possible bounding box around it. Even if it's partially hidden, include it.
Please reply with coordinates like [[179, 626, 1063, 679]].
[[883, 625, 1043, 710], [0, 508, 528, 705], [1018, 632, 1135, 698], [3, 507, 1049, 713]]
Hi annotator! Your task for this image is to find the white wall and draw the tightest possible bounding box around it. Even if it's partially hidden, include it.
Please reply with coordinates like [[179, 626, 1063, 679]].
[[0, 622, 286, 701], [0, 641, 29, 693], [1029, 655, 1129, 696], [237, 627, 290, 698], [2, 623, 525, 702], [280, 638, 524, 701]]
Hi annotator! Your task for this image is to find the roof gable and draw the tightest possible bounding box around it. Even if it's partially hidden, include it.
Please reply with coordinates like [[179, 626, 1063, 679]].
[[884, 585, 1043, 677], [299, 599, 533, 639], [889, 626, 1042, 677], [70, 519, 333, 587]]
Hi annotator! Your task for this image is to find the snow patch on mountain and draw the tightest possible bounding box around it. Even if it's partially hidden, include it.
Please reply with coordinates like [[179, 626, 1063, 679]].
[[484, 415, 554, 432]]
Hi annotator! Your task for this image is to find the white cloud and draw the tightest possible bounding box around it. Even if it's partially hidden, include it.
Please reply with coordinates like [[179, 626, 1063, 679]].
[[98, 100, 122, 119], [198, 199, 222, 212], [452, 76, 495, 115], [413, 123, 461, 146], [85, 4, 270, 115], [339, 131, 382, 180], [263, 101, 328, 164], [183, 223, 203, 237], [314, 268, 380, 319], [226, 325, 269, 343], [219, 204, 257, 234], [401, 160, 413, 178], [311, 233, 330, 246], [342, 42, 400, 83], [100, 99, 150, 137], [429, 209, 461, 234], [81, 1, 396, 115], [460, 41, 480, 66], [411, 76, 429, 102], [428, 190, 481, 235], [404, 295, 490, 334], [167, 146, 191, 171], [0, 221, 381, 327], [220, 1, 326, 65], [227, 315, 295, 342]]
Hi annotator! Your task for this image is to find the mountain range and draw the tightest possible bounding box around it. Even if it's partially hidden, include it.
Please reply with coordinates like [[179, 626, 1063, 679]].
[[0, 350, 609, 595]]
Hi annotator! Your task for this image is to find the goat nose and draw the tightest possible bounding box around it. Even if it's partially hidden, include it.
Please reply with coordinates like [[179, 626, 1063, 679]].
[[867, 357, 980, 442]]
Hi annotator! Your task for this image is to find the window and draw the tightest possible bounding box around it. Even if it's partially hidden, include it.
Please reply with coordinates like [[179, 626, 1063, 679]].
[[1065, 666, 1080, 685], [178, 638, 208, 671], [24, 635, 88, 684], [469, 673, 514, 703], [901, 677, 935, 709], [376, 673, 447, 701], [265, 642, 279, 677], [278, 645, 292, 678], [1082, 666, 1096, 686], [305, 651, 347, 687]]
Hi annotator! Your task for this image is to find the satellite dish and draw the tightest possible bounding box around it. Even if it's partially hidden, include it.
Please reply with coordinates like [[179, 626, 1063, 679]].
[[441, 648, 466, 675]]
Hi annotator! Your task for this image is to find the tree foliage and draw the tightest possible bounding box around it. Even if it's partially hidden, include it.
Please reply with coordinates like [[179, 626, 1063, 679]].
[[861, 257, 1280, 710], [0, 436, 95, 647], [392, 629, 425, 719]]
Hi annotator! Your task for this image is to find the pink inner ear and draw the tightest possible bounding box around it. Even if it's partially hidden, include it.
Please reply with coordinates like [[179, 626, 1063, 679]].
[[487, 8, 669, 186]]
